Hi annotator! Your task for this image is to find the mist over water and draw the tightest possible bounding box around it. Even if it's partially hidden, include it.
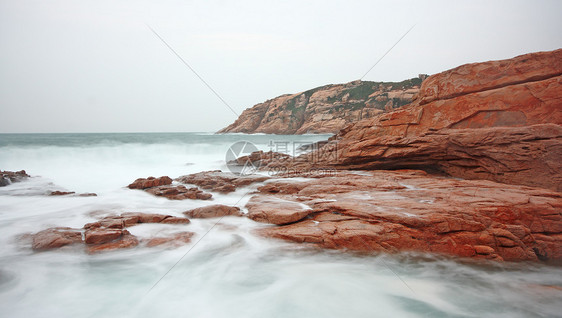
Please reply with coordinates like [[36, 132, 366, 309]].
[[0, 133, 561, 318]]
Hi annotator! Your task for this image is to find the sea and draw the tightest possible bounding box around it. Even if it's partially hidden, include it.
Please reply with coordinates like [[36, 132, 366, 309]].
[[0, 132, 561, 318]]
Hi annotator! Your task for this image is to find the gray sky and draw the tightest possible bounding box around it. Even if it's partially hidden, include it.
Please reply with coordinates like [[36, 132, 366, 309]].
[[1, 0, 561, 133]]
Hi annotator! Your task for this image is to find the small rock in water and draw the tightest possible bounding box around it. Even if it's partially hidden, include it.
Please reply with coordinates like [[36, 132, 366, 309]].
[[127, 176, 172, 189], [183, 204, 242, 218], [0, 170, 30, 187]]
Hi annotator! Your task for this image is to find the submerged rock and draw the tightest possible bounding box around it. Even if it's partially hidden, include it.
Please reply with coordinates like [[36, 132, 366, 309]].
[[145, 232, 194, 247], [31, 212, 191, 253], [87, 234, 139, 253], [85, 228, 127, 245], [84, 213, 190, 229], [49, 191, 98, 197], [0, 170, 30, 187], [31, 228, 83, 250], [49, 191, 76, 196]]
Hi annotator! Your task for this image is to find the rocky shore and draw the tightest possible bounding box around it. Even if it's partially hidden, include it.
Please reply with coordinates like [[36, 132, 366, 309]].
[[236, 49, 562, 262], [17, 49, 562, 263]]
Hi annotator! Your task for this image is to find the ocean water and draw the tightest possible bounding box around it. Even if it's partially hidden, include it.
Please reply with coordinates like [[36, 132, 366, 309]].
[[0, 132, 561, 318]]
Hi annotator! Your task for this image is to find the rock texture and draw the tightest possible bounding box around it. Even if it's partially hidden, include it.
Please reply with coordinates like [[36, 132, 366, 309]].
[[145, 232, 195, 248], [0, 170, 29, 187], [176, 170, 269, 193], [31, 228, 83, 250], [218, 78, 423, 134], [31, 212, 192, 252], [145, 185, 213, 200], [246, 195, 312, 225], [253, 171, 562, 262], [183, 204, 242, 218], [284, 49, 562, 191], [84, 212, 191, 230], [127, 176, 212, 200], [128, 176, 173, 189]]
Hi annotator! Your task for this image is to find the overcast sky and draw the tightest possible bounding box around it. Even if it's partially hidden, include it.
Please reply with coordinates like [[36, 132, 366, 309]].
[[1, 0, 561, 133]]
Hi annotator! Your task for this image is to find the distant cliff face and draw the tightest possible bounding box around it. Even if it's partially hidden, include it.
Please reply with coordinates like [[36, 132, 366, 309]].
[[218, 78, 423, 134]]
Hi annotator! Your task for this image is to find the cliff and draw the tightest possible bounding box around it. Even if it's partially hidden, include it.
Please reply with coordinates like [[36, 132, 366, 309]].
[[218, 78, 423, 134], [260, 48, 562, 191]]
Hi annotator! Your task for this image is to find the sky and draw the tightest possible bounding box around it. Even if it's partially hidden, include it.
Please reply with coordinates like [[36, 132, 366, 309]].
[[0, 0, 561, 133]]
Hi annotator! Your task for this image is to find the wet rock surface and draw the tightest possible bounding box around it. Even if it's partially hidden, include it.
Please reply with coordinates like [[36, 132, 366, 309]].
[[31, 212, 192, 252], [183, 204, 242, 218], [0, 170, 30, 187], [246, 195, 312, 225], [128, 176, 173, 189], [127, 176, 212, 200], [31, 228, 83, 250], [145, 185, 213, 200], [48, 191, 98, 197], [176, 170, 269, 193], [253, 171, 562, 262], [145, 232, 195, 248]]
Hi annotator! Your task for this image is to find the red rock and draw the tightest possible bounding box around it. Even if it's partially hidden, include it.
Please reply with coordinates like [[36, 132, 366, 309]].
[[32, 212, 190, 252], [48, 191, 97, 197], [127, 176, 172, 189], [0, 170, 29, 187], [325, 124, 561, 191], [176, 170, 269, 193], [87, 234, 139, 253], [144, 185, 213, 200], [145, 232, 194, 247], [49, 191, 76, 196], [246, 195, 312, 225], [218, 78, 422, 134], [119, 212, 190, 225], [413, 49, 562, 106], [253, 171, 562, 262], [160, 216, 192, 224], [31, 228, 82, 250], [84, 228, 127, 245], [78, 193, 97, 197], [231, 151, 292, 170], [183, 204, 242, 218]]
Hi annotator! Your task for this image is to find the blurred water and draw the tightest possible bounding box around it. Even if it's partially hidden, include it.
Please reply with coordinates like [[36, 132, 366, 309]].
[[0, 132, 561, 318]]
